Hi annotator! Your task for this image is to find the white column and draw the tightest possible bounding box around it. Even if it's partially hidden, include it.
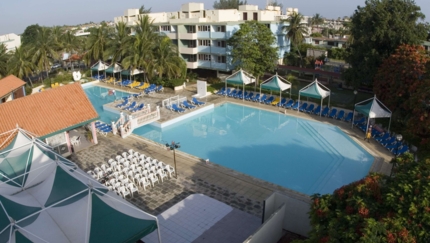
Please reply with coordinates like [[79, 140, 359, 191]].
[[91, 122, 98, 144]]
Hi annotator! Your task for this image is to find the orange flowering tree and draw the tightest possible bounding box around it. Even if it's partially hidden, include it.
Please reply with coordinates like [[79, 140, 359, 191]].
[[373, 44, 430, 147], [299, 153, 430, 243]]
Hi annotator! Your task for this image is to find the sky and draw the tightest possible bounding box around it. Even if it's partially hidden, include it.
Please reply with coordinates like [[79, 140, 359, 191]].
[[1, 0, 429, 35]]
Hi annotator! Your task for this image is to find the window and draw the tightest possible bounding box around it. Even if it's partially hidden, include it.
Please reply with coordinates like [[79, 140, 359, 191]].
[[253, 12, 258, 20], [266, 24, 270, 29], [216, 26, 226, 32], [315, 40, 320, 45], [186, 55, 197, 62], [216, 56, 226, 63], [198, 25, 210, 32], [327, 41, 335, 46], [186, 25, 196, 33], [198, 40, 211, 46], [216, 41, 226, 47], [187, 40, 197, 48], [160, 25, 171, 31], [198, 54, 211, 61], [243, 12, 248, 20]]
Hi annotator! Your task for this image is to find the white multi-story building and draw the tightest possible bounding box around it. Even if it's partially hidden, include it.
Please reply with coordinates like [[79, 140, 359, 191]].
[[115, 3, 290, 72], [0, 33, 21, 52]]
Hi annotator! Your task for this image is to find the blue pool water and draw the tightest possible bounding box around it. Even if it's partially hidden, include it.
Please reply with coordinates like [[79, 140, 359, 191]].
[[83, 85, 374, 195], [84, 85, 131, 123], [133, 103, 373, 195]]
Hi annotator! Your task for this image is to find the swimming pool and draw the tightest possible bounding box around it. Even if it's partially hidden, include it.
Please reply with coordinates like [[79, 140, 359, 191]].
[[84, 85, 131, 123], [133, 103, 374, 195]]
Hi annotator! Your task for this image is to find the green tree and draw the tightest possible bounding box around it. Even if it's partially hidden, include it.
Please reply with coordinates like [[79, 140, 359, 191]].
[[152, 36, 186, 79], [300, 153, 430, 243], [62, 30, 81, 71], [31, 27, 59, 79], [85, 23, 110, 64], [50, 26, 64, 52], [139, 5, 152, 14], [267, 0, 283, 9], [227, 21, 278, 82], [8, 46, 35, 86], [104, 22, 131, 63], [310, 13, 324, 33], [283, 12, 309, 67], [343, 0, 429, 88], [213, 0, 247, 9], [0, 44, 10, 78], [21, 24, 43, 46]]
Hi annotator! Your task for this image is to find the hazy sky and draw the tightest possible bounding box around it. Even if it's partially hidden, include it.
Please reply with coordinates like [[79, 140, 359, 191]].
[[1, 0, 429, 34]]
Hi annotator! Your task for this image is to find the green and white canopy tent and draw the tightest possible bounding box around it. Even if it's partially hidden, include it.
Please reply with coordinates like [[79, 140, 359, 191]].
[[260, 73, 292, 105], [225, 69, 256, 101], [352, 95, 392, 134], [298, 79, 331, 116], [90, 60, 109, 79], [0, 128, 160, 243], [121, 68, 143, 81], [105, 63, 123, 85]]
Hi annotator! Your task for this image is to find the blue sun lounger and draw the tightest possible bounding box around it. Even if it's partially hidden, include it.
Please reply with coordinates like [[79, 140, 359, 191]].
[[305, 104, 315, 113], [312, 105, 321, 115], [291, 102, 300, 110], [277, 98, 287, 107], [245, 92, 253, 100], [191, 97, 205, 106], [124, 101, 137, 111], [259, 94, 267, 103], [299, 103, 308, 112], [216, 87, 225, 95], [328, 108, 338, 118], [131, 103, 144, 112], [353, 117, 366, 126], [251, 94, 261, 102], [375, 133, 390, 142], [234, 90, 243, 99], [344, 112, 353, 122], [321, 106, 330, 117], [336, 110, 345, 120], [392, 145, 409, 156], [264, 96, 274, 104], [182, 101, 196, 109], [172, 104, 185, 113], [115, 99, 128, 108], [284, 99, 294, 108]]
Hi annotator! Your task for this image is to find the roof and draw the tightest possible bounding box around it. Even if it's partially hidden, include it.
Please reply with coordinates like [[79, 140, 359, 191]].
[[299, 79, 330, 99], [355, 95, 391, 118], [0, 75, 26, 98], [0, 82, 99, 141], [260, 74, 291, 91], [225, 69, 255, 85]]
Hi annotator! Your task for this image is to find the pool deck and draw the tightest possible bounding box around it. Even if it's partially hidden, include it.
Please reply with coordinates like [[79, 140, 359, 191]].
[[70, 82, 394, 241]]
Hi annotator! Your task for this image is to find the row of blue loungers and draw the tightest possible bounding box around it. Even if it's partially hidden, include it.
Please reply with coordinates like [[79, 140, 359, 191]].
[[94, 121, 113, 136], [115, 96, 145, 113], [354, 119, 409, 156], [167, 97, 206, 113]]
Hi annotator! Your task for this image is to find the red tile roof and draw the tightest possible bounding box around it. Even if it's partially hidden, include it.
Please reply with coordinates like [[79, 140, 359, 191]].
[[0, 82, 99, 140], [0, 75, 26, 98]]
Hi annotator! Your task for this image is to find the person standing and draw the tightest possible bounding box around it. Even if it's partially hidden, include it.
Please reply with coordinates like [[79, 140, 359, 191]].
[[364, 125, 372, 143]]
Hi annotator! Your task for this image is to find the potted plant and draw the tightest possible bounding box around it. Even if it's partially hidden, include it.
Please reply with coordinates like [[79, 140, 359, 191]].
[[85, 130, 93, 143]]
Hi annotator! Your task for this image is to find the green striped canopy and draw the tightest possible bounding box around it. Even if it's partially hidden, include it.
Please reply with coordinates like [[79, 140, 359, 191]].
[[260, 74, 291, 92], [105, 63, 123, 74], [90, 61, 109, 71]]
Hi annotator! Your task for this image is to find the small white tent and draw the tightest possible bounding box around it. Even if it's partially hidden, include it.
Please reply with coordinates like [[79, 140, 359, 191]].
[[225, 69, 256, 100], [352, 95, 392, 134], [260, 73, 292, 106], [298, 79, 331, 116]]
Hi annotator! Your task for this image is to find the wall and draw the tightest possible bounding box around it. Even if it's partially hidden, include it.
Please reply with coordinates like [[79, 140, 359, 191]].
[[244, 203, 285, 243], [263, 192, 312, 237], [0, 33, 21, 52]]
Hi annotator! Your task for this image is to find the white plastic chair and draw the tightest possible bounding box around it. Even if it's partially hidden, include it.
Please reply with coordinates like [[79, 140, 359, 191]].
[[96, 171, 104, 180], [164, 165, 175, 178], [101, 164, 112, 173], [119, 187, 130, 198], [128, 149, 135, 155], [150, 166, 156, 174], [157, 169, 168, 182], [148, 173, 159, 187], [94, 167, 102, 174], [109, 179, 117, 186], [115, 164, 123, 172], [115, 155, 122, 162], [128, 183, 139, 197], [127, 171, 134, 180], [139, 177, 151, 190], [117, 175, 125, 181], [142, 169, 149, 177], [87, 170, 96, 179], [108, 159, 115, 165], [110, 161, 117, 170], [112, 171, 119, 179], [127, 155, 134, 161], [157, 161, 165, 169], [123, 161, 130, 168], [122, 152, 128, 159], [133, 152, 140, 158], [139, 154, 146, 161], [133, 173, 141, 184]]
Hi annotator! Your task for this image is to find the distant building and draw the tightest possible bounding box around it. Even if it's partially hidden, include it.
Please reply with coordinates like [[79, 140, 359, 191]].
[[115, 3, 291, 72], [0, 33, 21, 52], [311, 36, 348, 49], [0, 75, 26, 103]]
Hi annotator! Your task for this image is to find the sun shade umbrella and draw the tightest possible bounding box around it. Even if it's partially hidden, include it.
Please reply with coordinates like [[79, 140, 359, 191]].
[[260, 73, 292, 107], [298, 79, 331, 116], [90, 60, 109, 79], [352, 95, 392, 134], [224, 69, 256, 101]]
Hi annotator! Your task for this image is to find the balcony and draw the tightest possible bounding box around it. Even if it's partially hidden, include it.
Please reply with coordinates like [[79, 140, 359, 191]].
[[197, 61, 228, 71], [161, 32, 177, 39], [211, 32, 226, 39], [197, 32, 210, 39], [180, 47, 198, 55], [210, 46, 226, 55], [186, 62, 198, 69], [179, 33, 197, 39]]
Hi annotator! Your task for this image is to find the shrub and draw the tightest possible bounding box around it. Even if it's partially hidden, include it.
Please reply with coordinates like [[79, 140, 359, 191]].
[[24, 85, 33, 95], [207, 86, 216, 93], [207, 77, 221, 84]]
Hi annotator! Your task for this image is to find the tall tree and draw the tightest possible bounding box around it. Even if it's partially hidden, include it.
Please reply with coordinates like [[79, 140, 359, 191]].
[[343, 0, 429, 88], [62, 30, 81, 71], [283, 12, 309, 67], [104, 22, 132, 63], [85, 23, 110, 64], [310, 13, 324, 33], [227, 21, 278, 82], [50, 26, 64, 52], [8, 46, 35, 86], [21, 24, 43, 46], [31, 27, 58, 79], [152, 36, 186, 79], [213, 0, 247, 9], [0, 44, 10, 78], [267, 0, 283, 10], [139, 5, 152, 14]]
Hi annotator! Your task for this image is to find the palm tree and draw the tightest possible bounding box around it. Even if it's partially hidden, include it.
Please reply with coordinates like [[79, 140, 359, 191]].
[[0, 44, 10, 78], [31, 27, 59, 79], [152, 36, 186, 79], [85, 23, 110, 65], [62, 30, 81, 71], [8, 46, 35, 86], [284, 12, 308, 67], [51, 26, 64, 52], [104, 22, 132, 63], [311, 13, 324, 34]]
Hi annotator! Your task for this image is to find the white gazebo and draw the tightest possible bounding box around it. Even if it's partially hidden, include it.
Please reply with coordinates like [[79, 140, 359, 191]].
[[260, 73, 292, 106], [352, 95, 392, 134], [225, 69, 256, 100], [298, 79, 331, 116]]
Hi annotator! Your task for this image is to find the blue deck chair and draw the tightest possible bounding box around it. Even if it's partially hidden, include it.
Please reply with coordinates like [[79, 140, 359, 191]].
[[251, 93, 261, 102], [228, 90, 237, 97], [131, 103, 144, 112], [386, 142, 402, 150], [358, 123, 367, 132], [321, 106, 330, 117], [182, 101, 196, 109], [344, 112, 353, 122], [283, 99, 294, 108], [328, 108, 338, 118], [115, 99, 128, 108], [312, 105, 321, 115], [393, 145, 409, 156], [237, 91, 247, 99], [191, 97, 205, 106], [305, 104, 315, 113], [353, 117, 366, 126], [225, 88, 232, 96], [277, 98, 287, 107], [264, 96, 274, 104], [336, 110, 345, 120], [291, 101, 300, 110], [216, 87, 226, 95], [245, 92, 253, 100], [171, 104, 185, 113], [381, 137, 396, 146], [259, 94, 267, 103], [299, 103, 308, 112], [234, 90, 243, 99], [124, 101, 136, 111], [375, 133, 390, 142]]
